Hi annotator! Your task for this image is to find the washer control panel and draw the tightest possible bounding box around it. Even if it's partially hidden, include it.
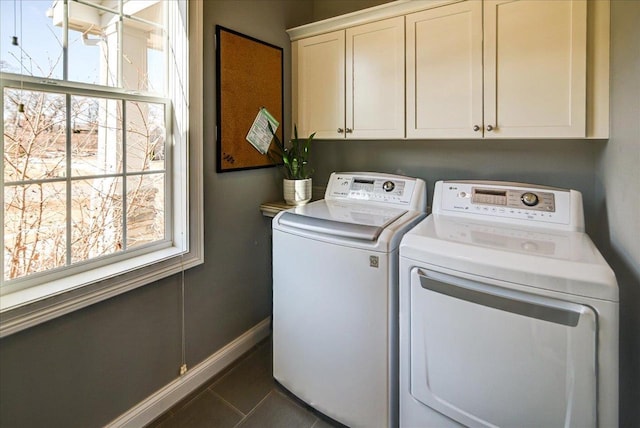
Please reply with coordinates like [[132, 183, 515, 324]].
[[436, 181, 577, 227], [325, 172, 426, 211]]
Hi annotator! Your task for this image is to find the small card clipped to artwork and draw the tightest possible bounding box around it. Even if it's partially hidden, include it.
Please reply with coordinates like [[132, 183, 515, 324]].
[[246, 107, 279, 155]]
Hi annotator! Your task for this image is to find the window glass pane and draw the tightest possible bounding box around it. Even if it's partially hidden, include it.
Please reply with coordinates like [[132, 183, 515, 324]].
[[146, 29, 165, 94], [122, 15, 165, 92], [0, 0, 63, 79], [126, 173, 164, 248], [67, 6, 118, 86], [71, 96, 122, 176], [71, 177, 123, 263], [3, 89, 66, 182], [4, 183, 67, 281], [126, 100, 165, 172]]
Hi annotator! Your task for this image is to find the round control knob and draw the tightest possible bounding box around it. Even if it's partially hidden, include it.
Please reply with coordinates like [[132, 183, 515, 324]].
[[521, 192, 539, 207], [382, 181, 395, 192]]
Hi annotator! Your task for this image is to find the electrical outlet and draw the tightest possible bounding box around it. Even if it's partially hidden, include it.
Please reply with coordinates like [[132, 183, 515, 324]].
[[179, 364, 188, 375]]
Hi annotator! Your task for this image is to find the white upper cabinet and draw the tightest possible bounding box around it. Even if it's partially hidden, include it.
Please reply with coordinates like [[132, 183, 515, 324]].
[[290, 0, 607, 140], [293, 31, 345, 140], [406, 1, 483, 139], [484, 0, 587, 138], [346, 17, 405, 139], [408, 0, 588, 139], [292, 17, 405, 139]]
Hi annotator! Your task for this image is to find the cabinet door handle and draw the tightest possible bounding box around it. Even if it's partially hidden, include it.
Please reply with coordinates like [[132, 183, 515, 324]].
[[486, 125, 494, 132], [337, 128, 344, 133], [473, 125, 480, 132], [345, 128, 353, 133]]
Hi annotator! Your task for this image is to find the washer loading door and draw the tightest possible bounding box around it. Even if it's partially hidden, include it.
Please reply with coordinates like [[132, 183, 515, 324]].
[[410, 268, 597, 428]]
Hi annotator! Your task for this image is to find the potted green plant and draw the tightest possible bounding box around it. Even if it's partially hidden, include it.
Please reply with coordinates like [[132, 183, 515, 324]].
[[268, 124, 316, 205]]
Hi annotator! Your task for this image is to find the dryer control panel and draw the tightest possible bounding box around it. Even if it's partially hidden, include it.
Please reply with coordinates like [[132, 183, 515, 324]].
[[433, 181, 584, 231], [471, 187, 556, 212], [325, 172, 427, 211]]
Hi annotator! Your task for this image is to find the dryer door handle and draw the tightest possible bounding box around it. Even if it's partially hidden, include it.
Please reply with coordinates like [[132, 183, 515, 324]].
[[417, 269, 587, 327]]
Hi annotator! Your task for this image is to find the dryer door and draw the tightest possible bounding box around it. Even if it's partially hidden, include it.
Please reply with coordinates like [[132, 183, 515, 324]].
[[409, 268, 597, 428]]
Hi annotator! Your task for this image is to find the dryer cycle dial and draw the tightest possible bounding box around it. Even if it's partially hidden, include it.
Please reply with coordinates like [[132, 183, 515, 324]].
[[521, 192, 539, 207]]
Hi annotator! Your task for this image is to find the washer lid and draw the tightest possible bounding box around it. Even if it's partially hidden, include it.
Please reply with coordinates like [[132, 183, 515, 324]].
[[278, 200, 407, 241], [400, 215, 618, 301]]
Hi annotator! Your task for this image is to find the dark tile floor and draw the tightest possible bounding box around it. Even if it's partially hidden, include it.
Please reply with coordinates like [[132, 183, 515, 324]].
[[147, 337, 344, 428]]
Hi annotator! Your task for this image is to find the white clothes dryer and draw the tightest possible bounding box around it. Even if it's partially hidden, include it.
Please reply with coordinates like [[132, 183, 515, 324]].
[[399, 180, 618, 428], [273, 172, 427, 428]]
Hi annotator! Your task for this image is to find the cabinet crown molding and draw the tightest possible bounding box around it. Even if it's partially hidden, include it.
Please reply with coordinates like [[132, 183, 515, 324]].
[[286, 0, 460, 41]]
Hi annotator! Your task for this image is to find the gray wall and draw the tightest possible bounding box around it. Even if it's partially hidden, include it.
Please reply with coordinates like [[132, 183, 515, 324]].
[[0, 1, 637, 427], [311, 0, 393, 21], [184, 0, 313, 368], [596, 1, 640, 425], [0, 274, 183, 427]]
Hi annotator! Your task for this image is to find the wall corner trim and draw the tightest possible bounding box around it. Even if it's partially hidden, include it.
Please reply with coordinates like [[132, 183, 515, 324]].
[[105, 317, 271, 428]]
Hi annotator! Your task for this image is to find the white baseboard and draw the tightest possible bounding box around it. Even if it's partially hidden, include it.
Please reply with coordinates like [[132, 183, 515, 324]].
[[106, 317, 272, 428]]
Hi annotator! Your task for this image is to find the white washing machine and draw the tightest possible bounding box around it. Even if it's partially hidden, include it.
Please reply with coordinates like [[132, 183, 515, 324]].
[[399, 180, 619, 428], [273, 172, 427, 428]]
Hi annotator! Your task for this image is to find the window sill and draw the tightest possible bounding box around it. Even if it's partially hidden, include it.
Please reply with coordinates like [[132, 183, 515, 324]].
[[0, 246, 203, 338]]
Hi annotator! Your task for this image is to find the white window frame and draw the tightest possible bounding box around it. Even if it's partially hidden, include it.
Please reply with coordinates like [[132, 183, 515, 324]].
[[0, 0, 204, 338]]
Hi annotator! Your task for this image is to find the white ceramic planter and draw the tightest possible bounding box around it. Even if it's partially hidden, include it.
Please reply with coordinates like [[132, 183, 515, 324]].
[[283, 178, 312, 206]]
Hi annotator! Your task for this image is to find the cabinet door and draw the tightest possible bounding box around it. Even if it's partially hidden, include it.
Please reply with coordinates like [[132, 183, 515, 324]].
[[346, 17, 405, 139], [484, 0, 587, 138], [294, 31, 345, 139], [406, 2, 483, 139]]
